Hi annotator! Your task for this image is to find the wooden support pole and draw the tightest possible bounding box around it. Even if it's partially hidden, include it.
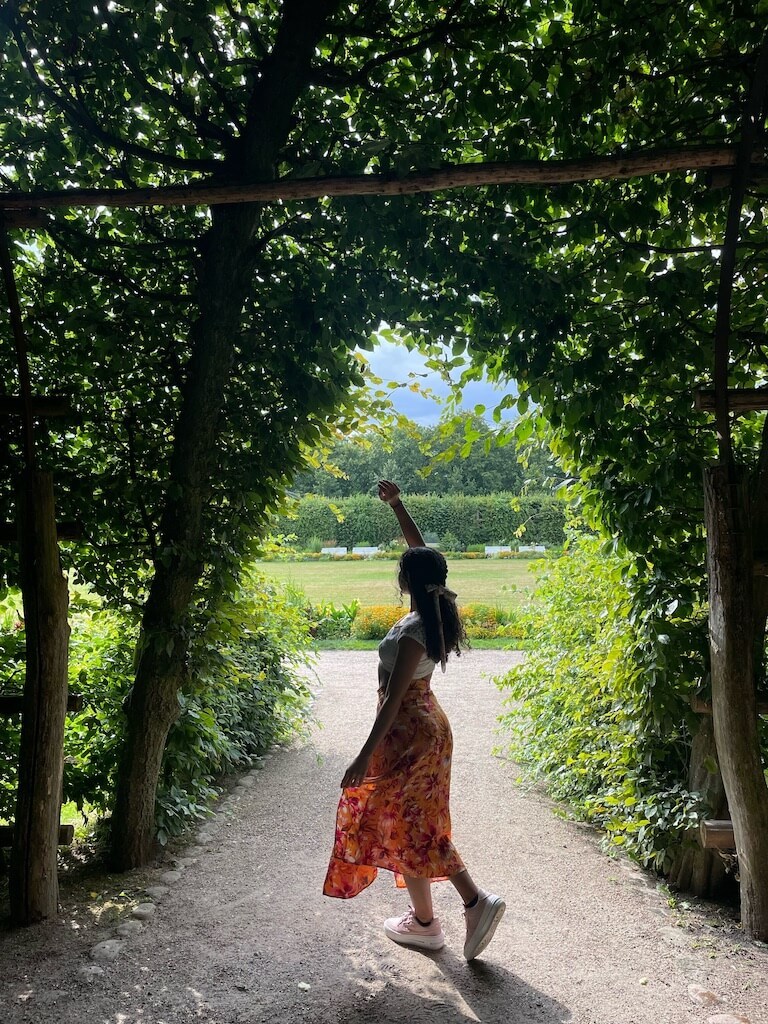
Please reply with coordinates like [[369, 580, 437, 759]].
[[700, 819, 737, 850], [0, 824, 73, 848], [9, 471, 71, 925], [704, 465, 768, 940], [0, 692, 83, 715]]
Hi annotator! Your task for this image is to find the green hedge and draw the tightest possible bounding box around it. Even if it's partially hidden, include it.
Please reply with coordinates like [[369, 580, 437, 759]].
[[278, 493, 566, 549], [0, 572, 314, 844]]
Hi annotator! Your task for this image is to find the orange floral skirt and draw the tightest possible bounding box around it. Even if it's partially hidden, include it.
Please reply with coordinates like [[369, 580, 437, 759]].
[[323, 679, 465, 899]]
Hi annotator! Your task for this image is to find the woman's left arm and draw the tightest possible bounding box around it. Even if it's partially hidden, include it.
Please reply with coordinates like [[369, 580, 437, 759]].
[[340, 637, 425, 788]]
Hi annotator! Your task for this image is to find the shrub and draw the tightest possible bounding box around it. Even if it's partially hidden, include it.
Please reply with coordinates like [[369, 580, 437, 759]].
[[0, 571, 315, 845], [309, 600, 359, 639], [441, 531, 463, 552], [305, 535, 323, 553], [495, 537, 705, 870], [352, 605, 404, 639]]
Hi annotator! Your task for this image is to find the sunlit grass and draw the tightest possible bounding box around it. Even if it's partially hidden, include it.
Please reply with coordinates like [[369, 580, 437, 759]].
[[253, 558, 536, 609]]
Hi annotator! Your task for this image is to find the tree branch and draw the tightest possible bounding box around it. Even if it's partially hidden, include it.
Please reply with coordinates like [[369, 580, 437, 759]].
[[0, 146, 760, 212]]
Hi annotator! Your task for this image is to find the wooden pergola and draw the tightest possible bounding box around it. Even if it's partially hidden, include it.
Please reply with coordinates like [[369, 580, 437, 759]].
[[2, 135, 768, 929]]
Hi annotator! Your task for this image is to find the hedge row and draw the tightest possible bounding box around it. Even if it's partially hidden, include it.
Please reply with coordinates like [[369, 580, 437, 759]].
[[277, 493, 566, 549]]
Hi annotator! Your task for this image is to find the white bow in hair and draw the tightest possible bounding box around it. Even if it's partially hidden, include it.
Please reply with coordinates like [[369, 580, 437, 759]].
[[424, 583, 458, 671]]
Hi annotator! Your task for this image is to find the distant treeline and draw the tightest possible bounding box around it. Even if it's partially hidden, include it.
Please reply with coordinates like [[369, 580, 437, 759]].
[[293, 418, 563, 498], [276, 493, 566, 549]]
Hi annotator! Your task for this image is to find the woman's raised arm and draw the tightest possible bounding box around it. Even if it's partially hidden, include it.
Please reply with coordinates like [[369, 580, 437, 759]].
[[378, 479, 425, 548]]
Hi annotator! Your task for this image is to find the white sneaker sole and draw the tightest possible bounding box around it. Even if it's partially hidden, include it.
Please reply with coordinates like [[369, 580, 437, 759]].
[[464, 898, 506, 960], [384, 923, 446, 951]]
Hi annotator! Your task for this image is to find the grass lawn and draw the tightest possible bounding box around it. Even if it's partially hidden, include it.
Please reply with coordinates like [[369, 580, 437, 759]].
[[253, 558, 537, 609]]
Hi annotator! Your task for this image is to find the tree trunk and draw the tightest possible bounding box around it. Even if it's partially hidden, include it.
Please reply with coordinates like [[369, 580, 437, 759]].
[[108, 208, 257, 870], [704, 464, 768, 940], [9, 470, 70, 924], [107, 0, 343, 871]]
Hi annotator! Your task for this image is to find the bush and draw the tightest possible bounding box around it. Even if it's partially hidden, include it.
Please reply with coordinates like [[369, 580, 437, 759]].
[[309, 600, 359, 639], [441, 531, 463, 552], [495, 537, 704, 870], [156, 568, 314, 841], [0, 571, 315, 845], [305, 535, 323, 553], [352, 605, 404, 639]]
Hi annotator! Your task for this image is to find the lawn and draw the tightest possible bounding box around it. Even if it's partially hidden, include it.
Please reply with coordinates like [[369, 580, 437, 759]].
[[253, 558, 537, 609]]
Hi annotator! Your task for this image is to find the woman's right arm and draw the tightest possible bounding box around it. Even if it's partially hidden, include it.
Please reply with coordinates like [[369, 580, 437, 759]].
[[378, 479, 425, 548]]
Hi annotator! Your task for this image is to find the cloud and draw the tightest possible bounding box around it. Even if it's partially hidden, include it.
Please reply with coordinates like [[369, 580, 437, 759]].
[[363, 339, 516, 425]]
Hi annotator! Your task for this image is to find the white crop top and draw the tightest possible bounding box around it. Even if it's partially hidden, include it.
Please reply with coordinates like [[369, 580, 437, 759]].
[[378, 612, 437, 679]]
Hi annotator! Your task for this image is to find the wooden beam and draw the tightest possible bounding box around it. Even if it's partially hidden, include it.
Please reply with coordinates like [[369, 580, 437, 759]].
[[0, 395, 73, 418], [0, 692, 83, 715], [0, 520, 84, 544], [690, 695, 768, 716], [700, 819, 736, 850], [0, 824, 74, 848], [0, 145, 761, 212], [695, 388, 768, 413]]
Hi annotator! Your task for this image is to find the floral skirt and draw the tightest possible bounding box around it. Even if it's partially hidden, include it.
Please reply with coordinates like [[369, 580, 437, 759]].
[[323, 679, 465, 899]]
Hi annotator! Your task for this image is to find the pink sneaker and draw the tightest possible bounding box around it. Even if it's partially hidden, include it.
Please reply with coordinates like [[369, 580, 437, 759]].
[[384, 907, 445, 950], [463, 889, 506, 960]]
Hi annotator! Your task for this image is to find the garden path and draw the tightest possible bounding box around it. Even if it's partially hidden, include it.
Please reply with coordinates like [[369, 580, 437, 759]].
[[2, 649, 767, 1024]]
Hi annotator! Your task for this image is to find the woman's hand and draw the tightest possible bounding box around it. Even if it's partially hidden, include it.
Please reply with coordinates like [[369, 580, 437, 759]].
[[341, 752, 370, 789], [377, 479, 401, 505]]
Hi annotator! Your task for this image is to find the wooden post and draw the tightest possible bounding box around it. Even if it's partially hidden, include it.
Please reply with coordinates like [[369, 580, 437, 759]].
[[8, 471, 70, 924], [704, 465, 768, 940]]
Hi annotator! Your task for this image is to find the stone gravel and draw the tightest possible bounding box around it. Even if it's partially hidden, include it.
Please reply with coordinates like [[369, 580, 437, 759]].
[[1, 649, 767, 1023]]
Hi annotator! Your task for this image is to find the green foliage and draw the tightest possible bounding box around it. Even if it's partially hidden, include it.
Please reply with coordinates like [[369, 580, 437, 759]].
[[157, 568, 314, 842], [496, 538, 706, 870], [440, 531, 463, 552], [0, 575, 313, 840], [278, 493, 566, 549], [65, 608, 138, 817], [308, 600, 360, 640], [294, 417, 563, 497]]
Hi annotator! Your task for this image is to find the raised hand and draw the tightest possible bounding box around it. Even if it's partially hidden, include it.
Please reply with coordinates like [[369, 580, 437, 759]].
[[377, 479, 401, 505]]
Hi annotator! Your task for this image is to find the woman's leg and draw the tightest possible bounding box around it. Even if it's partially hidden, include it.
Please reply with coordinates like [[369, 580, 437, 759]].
[[450, 868, 480, 905], [402, 875, 434, 922]]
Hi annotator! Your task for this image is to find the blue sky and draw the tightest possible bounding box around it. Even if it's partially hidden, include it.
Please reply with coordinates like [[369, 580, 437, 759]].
[[364, 339, 516, 425]]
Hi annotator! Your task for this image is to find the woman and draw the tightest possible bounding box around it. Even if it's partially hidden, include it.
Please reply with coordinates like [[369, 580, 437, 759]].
[[323, 480, 505, 960]]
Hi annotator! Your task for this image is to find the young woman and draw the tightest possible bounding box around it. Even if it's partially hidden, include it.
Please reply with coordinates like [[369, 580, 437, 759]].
[[323, 480, 505, 960]]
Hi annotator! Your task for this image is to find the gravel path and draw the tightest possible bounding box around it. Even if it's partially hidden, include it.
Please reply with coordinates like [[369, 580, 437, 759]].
[[1, 649, 767, 1024]]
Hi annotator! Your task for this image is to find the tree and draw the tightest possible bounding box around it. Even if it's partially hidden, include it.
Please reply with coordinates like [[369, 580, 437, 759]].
[[294, 415, 557, 496]]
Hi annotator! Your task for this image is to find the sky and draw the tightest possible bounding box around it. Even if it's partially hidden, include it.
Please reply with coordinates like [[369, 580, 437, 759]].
[[363, 339, 517, 425]]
